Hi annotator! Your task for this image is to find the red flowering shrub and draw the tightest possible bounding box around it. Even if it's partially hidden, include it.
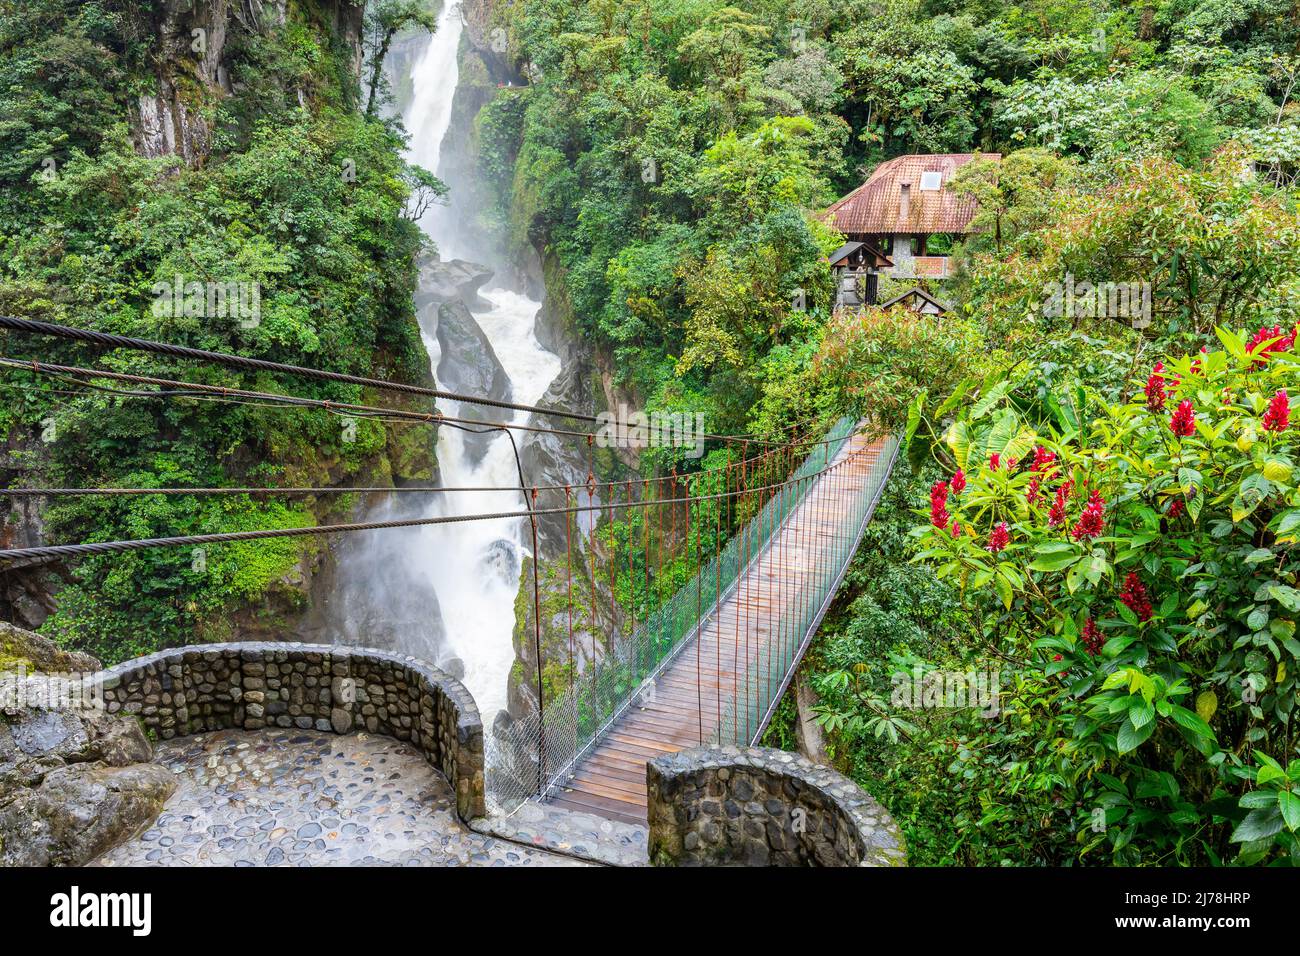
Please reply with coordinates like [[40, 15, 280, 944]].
[[912, 327, 1300, 864]]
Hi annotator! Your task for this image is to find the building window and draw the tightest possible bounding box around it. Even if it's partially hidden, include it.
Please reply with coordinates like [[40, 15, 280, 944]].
[[919, 170, 942, 191]]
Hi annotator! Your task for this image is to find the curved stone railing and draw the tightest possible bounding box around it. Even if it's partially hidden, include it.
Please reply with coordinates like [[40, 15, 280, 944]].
[[646, 746, 906, 867], [95, 642, 485, 821]]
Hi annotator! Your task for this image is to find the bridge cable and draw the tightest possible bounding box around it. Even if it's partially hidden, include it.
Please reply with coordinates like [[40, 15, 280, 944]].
[[0, 457, 855, 565], [0, 316, 823, 448]]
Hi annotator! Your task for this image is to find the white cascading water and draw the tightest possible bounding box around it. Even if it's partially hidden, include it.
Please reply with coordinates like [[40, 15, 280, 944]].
[[399, 4, 559, 724], [403, 3, 464, 258]]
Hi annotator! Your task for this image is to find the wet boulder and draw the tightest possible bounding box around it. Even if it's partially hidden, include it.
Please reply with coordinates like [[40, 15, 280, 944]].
[[415, 256, 494, 311], [0, 761, 175, 867], [434, 301, 512, 404], [434, 300, 513, 466], [0, 624, 175, 866], [518, 361, 596, 557]]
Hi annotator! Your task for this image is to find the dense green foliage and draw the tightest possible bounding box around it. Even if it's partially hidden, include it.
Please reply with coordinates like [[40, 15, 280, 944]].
[[468, 0, 1300, 865], [480, 0, 1300, 436], [908, 332, 1300, 865], [0, 1, 435, 661]]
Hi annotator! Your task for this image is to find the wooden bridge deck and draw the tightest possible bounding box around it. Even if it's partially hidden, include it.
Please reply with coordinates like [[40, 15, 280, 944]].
[[544, 431, 890, 825]]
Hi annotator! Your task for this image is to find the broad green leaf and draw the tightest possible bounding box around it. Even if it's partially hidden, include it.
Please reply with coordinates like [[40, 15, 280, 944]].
[[1279, 791, 1300, 832], [969, 380, 1011, 421], [1029, 552, 1082, 572], [1270, 586, 1300, 612], [1195, 691, 1217, 722], [1170, 705, 1217, 743], [1230, 806, 1284, 842], [1117, 718, 1155, 754]]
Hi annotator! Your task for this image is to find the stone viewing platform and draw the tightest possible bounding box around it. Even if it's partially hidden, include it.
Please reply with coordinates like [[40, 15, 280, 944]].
[[5, 632, 905, 868], [95, 641, 485, 820], [94, 729, 581, 867]]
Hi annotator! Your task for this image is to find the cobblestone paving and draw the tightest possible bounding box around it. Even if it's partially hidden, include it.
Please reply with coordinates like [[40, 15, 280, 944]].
[[471, 800, 649, 866], [92, 730, 586, 867]]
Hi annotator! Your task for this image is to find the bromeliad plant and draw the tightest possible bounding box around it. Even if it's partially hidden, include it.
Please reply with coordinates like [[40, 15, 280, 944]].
[[913, 327, 1300, 864]]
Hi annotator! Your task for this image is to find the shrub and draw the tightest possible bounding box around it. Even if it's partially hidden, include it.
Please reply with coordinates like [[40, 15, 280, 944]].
[[911, 326, 1300, 864]]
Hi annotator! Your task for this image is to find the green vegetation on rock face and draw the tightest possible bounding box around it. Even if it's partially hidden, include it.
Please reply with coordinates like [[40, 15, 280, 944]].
[[0, 1, 437, 662], [475, 0, 1300, 437]]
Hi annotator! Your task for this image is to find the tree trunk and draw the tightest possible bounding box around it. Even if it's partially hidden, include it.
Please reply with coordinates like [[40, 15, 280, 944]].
[[793, 668, 828, 763], [365, 30, 396, 118]]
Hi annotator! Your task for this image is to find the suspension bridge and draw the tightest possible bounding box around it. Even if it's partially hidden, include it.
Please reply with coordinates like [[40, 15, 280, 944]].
[[0, 316, 899, 828]]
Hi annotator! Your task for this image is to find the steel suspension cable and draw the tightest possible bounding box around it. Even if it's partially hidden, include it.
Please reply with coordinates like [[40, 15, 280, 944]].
[[0, 315, 594, 423], [0, 315, 834, 448]]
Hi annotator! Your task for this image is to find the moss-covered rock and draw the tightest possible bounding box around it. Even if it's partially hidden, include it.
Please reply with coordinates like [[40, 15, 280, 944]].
[[0, 621, 173, 867], [0, 621, 99, 675]]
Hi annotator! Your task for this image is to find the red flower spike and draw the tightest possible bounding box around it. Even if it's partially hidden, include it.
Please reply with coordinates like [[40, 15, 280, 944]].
[[1026, 475, 1042, 506], [1048, 480, 1073, 529], [1031, 446, 1056, 473], [1169, 400, 1196, 437], [1262, 389, 1290, 433], [987, 522, 1010, 553], [988, 453, 1000, 471], [1144, 363, 1166, 411], [1120, 573, 1153, 623], [1167, 498, 1185, 519], [1070, 490, 1106, 541], [951, 469, 966, 494], [1082, 617, 1103, 656], [1247, 325, 1297, 364], [929, 479, 950, 530]]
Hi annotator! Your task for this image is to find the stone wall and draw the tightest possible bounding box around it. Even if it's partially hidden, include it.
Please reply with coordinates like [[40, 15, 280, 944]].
[[647, 746, 906, 867], [94, 643, 485, 821]]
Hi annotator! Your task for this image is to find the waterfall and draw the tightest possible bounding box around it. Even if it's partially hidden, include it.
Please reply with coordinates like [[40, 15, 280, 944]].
[[392, 5, 559, 724], [403, 2, 464, 258]]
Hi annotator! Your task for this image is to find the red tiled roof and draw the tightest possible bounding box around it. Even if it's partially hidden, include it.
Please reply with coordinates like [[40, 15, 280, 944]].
[[823, 153, 1000, 236]]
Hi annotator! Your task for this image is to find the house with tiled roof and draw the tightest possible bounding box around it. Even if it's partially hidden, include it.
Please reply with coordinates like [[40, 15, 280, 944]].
[[823, 152, 999, 306]]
